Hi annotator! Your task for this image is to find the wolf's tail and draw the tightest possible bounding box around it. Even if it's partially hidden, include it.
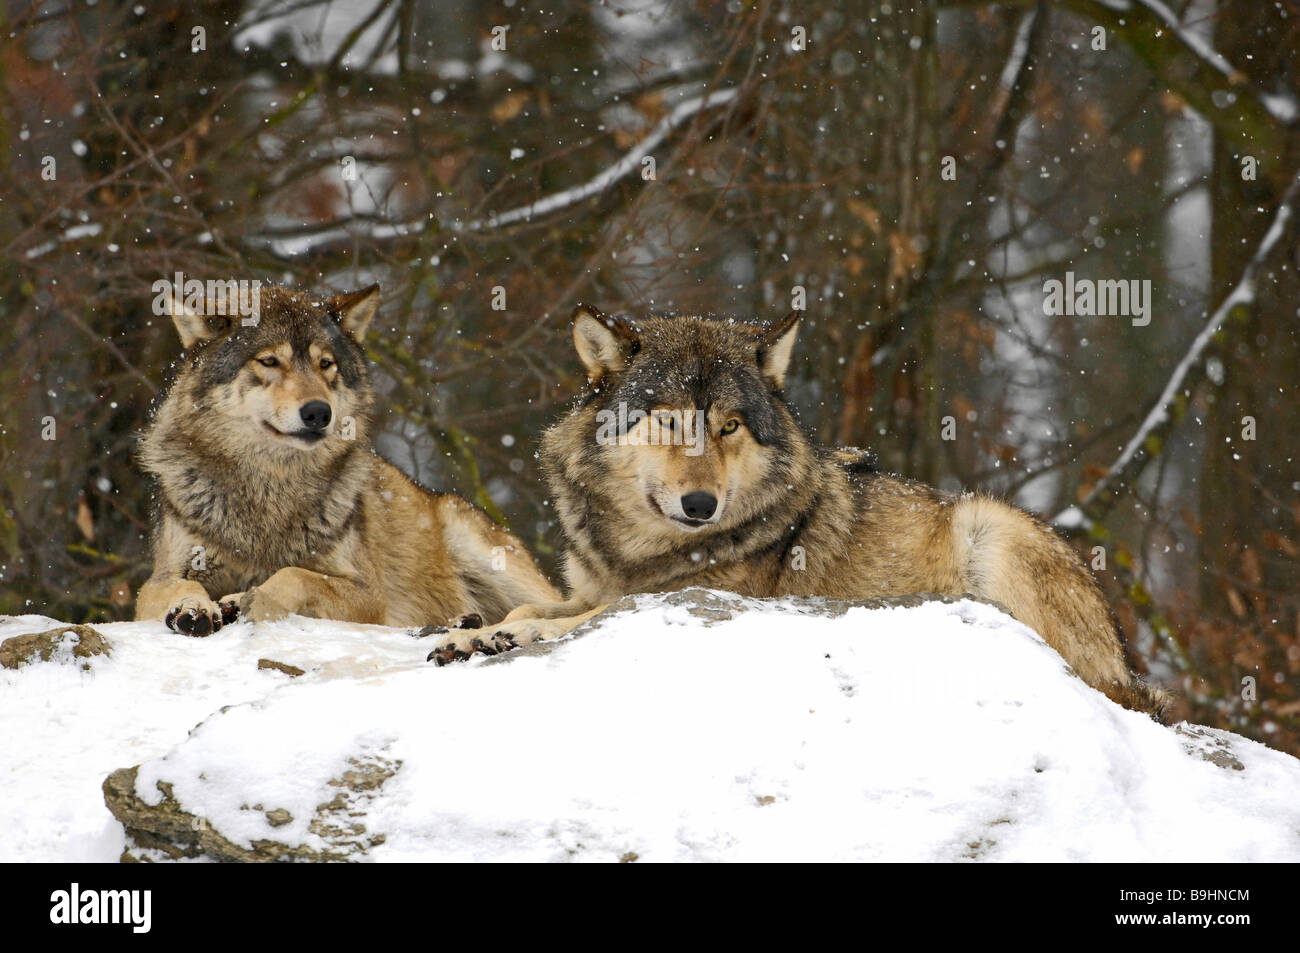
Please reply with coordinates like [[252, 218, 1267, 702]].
[[1105, 680, 1173, 724], [952, 496, 1170, 723]]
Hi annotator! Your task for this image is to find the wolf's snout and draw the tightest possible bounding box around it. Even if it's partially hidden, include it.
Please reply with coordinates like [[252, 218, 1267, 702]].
[[299, 400, 332, 432], [680, 491, 718, 520]]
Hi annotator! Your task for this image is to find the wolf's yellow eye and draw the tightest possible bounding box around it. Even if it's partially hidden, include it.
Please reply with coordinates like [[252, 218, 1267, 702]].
[[257, 356, 279, 368], [655, 411, 675, 430], [320, 357, 335, 370], [720, 418, 740, 435]]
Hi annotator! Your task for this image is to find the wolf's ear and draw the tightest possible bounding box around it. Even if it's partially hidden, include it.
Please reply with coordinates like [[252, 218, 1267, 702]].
[[572, 304, 639, 382], [757, 312, 800, 388], [330, 284, 380, 342], [158, 286, 231, 349]]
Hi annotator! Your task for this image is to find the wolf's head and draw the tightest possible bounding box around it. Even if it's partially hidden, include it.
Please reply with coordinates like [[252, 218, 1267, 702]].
[[548, 306, 804, 536], [157, 284, 378, 459]]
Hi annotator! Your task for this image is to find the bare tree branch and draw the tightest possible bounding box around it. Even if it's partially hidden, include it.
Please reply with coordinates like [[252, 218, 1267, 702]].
[[1055, 166, 1300, 529], [945, 0, 1295, 169], [454, 87, 740, 231]]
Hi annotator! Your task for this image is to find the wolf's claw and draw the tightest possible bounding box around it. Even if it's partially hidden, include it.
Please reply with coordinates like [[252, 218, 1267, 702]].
[[219, 599, 241, 626], [167, 605, 220, 637], [427, 627, 520, 664], [426, 645, 473, 665]]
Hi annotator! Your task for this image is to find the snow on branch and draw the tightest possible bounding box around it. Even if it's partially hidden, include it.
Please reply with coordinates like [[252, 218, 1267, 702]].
[[453, 87, 740, 232], [1107, 0, 1297, 124], [24, 222, 103, 261], [1054, 167, 1300, 531], [997, 8, 1038, 94], [240, 87, 741, 257], [244, 217, 428, 258]]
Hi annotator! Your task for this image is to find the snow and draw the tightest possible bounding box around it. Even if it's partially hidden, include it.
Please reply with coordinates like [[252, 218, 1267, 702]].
[[3, 594, 1299, 863]]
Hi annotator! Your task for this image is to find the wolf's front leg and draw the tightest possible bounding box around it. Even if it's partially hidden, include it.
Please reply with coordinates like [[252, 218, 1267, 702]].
[[425, 603, 608, 665], [137, 577, 233, 636], [238, 567, 383, 624]]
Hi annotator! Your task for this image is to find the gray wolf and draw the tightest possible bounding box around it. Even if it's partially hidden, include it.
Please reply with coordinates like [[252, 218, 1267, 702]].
[[428, 306, 1168, 720], [135, 284, 557, 634]]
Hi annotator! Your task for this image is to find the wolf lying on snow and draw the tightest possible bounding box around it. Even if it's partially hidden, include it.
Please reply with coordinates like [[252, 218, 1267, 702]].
[[428, 306, 1168, 719], [136, 284, 557, 634]]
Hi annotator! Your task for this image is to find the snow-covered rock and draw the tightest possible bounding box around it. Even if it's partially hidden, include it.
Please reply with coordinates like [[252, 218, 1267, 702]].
[[0, 623, 110, 670], [3, 591, 1299, 862]]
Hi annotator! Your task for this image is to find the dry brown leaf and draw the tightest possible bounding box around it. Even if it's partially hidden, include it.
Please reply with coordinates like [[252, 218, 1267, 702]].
[[433, 150, 470, 188], [491, 91, 530, 124], [1271, 699, 1300, 717], [75, 497, 94, 543], [635, 90, 666, 124], [1225, 587, 1247, 619], [993, 444, 1019, 465], [1240, 547, 1262, 587], [1158, 90, 1187, 114], [847, 199, 883, 236], [887, 231, 921, 281], [1082, 103, 1106, 137], [1262, 531, 1298, 558]]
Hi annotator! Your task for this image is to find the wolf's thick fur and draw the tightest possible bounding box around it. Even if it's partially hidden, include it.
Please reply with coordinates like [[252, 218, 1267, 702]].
[[136, 284, 557, 634], [430, 308, 1167, 720]]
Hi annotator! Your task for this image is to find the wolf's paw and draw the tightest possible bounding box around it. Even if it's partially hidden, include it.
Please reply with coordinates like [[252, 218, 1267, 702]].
[[425, 617, 555, 666], [215, 594, 244, 627], [165, 596, 224, 637], [410, 612, 481, 639], [239, 586, 293, 623]]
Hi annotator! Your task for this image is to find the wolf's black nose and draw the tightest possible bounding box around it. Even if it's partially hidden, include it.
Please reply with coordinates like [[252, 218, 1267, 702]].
[[680, 491, 717, 520], [299, 400, 332, 432]]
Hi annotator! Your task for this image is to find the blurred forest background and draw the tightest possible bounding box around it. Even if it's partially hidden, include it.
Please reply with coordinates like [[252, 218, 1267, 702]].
[[1, 0, 1298, 753]]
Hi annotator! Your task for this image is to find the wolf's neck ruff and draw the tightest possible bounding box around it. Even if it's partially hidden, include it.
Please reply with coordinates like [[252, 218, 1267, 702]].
[[141, 395, 372, 578]]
